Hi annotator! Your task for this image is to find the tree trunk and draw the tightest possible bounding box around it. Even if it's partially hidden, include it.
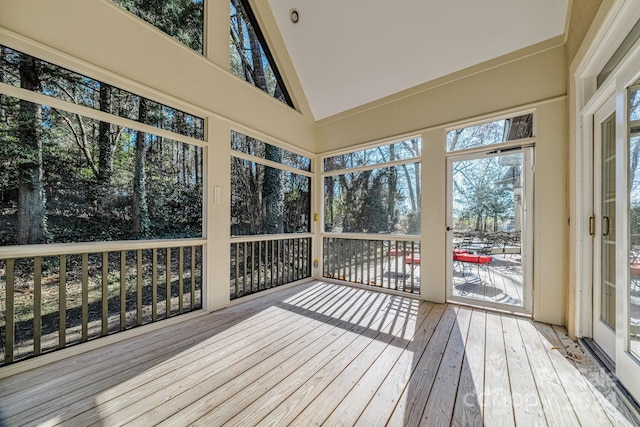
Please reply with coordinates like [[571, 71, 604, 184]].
[[263, 144, 283, 233], [133, 99, 149, 235], [387, 145, 397, 230], [16, 54, 47, 245], [248, 26, 267, 92], [97, 84, 115, 210]]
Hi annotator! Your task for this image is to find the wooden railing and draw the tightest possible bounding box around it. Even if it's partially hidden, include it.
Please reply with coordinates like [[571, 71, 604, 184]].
[[230, 236, 312, 300], [0, 240, 203, 365], [323, 236, 420, 294]]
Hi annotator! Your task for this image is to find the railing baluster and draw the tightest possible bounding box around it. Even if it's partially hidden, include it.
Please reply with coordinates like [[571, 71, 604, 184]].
[[265, 240, 269, 288], [152, 248, 158, 321], [339, 239, 344, 280], [102, 252, 108, 336], [233, 243, 239, 299], [292, 239, 296, 282], [372, 241, 378, 286], [306, 238, 311, 277], [353, 240, 358, 283], [360, 239, 365, 283], [355, 240, 360, 283], [178, 247, 184, 314], [278, 239, 282, 285], [323, 238, 327, 277], [347, 239, 352, 283], [273, 240, 277, 287], [288, 239, 292, 283], [284, 240, 288, 283], [120, 251, 126, 331], [59, 255, 66, 349], [166, 247, 171, 319], [292, 239, 297, 282], [286, 239, 290, 284], [33, 257, 42, 355], [410, 241, 415, 293], [402, 241, 407, 290], [81, 253, 88, 342], [243, 242, 247, 296], [191, 245, 196, 309], [258, 241, 263, 291], [295, 239, 302, 280], [137, 249, 143, 326], [394, 241, 399, 290], [366, 240, 371, 285], [325, 238, 330, 278], [5, 259, 15, 364]]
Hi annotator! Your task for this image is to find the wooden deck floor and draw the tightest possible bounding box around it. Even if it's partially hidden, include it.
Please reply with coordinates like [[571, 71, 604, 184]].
[[0, 281, 638, 426]]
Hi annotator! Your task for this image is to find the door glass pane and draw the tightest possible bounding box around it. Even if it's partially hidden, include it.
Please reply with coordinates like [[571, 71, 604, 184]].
[[628, 83, 640, 358], [451, 153, 524, 308], [601, 113, 616, 329]]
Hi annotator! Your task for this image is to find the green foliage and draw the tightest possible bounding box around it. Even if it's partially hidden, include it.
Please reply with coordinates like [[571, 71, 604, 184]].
[[112, 0, 204, 53]]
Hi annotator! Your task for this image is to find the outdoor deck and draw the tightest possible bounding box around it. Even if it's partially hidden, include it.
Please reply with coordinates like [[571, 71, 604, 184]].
[[0, 281, 638, 426]]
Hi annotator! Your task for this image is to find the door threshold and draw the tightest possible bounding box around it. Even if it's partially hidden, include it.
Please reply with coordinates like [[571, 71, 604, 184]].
[[446, 298, 532, 318], [580, 338, 640, 422], [581, 337, 615, 372]]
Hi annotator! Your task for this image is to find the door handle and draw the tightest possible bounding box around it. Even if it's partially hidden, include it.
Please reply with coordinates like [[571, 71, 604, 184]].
[[589, 216, 595, 236], [602, 216, 610, 236], [446, 226, 452, 231]]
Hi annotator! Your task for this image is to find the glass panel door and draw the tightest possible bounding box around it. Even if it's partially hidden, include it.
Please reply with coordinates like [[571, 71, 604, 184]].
[[447, 148, 532, 313], [593, 95, 617, 360], [628, 83, 640, 361]]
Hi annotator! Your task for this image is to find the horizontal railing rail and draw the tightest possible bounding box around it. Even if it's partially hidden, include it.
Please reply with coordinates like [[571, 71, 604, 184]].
[[0, 240, 204, 366], [230, 236, 312, 300], [323, 236, 420, 294]]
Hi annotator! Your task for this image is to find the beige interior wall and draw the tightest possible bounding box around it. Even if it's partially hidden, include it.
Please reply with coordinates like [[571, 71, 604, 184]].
[[534, 99, 568, 324]]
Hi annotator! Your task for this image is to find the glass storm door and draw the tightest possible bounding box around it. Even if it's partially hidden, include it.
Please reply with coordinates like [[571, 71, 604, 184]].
[[593, 96, 616, 360], [447, 148, 533, 313]]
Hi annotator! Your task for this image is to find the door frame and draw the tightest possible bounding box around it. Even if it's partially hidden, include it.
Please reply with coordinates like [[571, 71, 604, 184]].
[[445, 146, 534, 315], [575, 0, 640, 401]]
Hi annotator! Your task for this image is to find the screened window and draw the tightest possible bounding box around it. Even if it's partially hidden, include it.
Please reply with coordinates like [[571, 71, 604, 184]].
[[111, 0, 204, 53], [0, 49, 204, 246], [447, 113, 533, 152], [231, 131, 310, 236], [0, 96, 203, 246], [324, 139, 420, 172], [0, 45, 204, 140], [230, 0, 293, 107], [232, 132, 310, 171], [324, 138, 422, 235]]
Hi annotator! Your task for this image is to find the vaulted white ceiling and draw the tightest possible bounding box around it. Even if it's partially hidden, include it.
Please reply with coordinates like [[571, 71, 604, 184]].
[[267, 0, 570, 120]]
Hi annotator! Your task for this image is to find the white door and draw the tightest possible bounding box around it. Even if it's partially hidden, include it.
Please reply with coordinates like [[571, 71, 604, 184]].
[[447, 147, 533, 314], [592, 95, 617, 360], [621, 79, 640, 400]]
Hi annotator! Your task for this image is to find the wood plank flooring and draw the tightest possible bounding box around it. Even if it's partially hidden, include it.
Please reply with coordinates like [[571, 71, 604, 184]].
[[0, 281, 638, 426]]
